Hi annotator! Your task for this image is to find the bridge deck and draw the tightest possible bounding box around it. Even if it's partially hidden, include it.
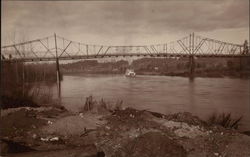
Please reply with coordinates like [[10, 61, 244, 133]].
[[2, 53, 250, 63]]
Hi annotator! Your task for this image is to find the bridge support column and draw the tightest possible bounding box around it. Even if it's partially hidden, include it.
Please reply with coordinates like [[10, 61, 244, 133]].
[[22, 63, 25, 96], [56, 58, 61, 98], [54, 33, 61, 99], [189, 55, 195, 76], [239, 57, 242, 71]]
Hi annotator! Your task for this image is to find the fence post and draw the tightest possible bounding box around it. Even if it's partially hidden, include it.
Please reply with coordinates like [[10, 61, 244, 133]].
[[54, 33, 61, 99]]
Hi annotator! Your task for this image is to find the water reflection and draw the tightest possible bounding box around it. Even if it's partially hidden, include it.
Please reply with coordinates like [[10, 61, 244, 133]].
[[54, 74, 250, 131], [188, 79, 195, 113]]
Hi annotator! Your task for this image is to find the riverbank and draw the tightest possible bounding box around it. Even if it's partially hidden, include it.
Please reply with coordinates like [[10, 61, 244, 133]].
[[61, 58, 250, 79], [1, 102, 250, 157]]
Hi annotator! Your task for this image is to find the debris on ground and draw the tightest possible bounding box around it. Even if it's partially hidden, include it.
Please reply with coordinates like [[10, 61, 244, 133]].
[[0, 108, 47, 138], [1, 105, 250, 157], [165, 112, 207, 126], [42, 112, 105, 136], [40, 136, 59, 142]]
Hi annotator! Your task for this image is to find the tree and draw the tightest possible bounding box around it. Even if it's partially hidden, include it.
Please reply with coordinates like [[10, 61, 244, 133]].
[[243, 40, 249, 54]]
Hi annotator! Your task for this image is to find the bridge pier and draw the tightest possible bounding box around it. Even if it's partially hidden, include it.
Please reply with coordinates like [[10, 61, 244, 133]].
[[189, 55, 195, 76], [56, 58, 61, 98], [54, 33, 61, 99], [239, 57, 242, 71]]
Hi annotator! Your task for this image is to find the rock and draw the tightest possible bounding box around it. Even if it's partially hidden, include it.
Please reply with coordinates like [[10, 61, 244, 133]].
[[0, 140, 9, 155], [242, 131, 250, 136], [41, 137, 49, 142], [50, 137, 59, 141], [214, 152, 219, 156], [166, 112, 206, 126], [113, 132, 187, 157], [97, 151, 105, 157], [32, 134, 37, 139], [0, 139, 35, 154]]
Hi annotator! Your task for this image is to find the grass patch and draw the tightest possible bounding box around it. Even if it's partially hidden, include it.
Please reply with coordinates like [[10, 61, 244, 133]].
[[79, 96, 125, 113], [207, 113, 243, 129]]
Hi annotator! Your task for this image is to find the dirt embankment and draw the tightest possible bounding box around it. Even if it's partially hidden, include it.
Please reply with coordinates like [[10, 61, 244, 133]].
[[1, 105, 250, 157]]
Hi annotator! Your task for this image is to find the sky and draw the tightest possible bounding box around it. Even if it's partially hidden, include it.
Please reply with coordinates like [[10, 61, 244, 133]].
[[1, 0, 249, 46]]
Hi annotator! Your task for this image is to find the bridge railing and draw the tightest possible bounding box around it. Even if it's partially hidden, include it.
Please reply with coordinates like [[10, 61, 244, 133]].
[[194, 35, 244, 56], [55, 35, 188, 58], [1, 35, 56, 61]]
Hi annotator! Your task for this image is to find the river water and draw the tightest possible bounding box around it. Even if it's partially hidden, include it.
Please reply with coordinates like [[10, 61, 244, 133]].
[[55, 74, 250, 131]]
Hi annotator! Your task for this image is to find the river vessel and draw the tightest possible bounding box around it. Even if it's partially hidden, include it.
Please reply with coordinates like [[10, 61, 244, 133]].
[[125, 69, 136, 77]]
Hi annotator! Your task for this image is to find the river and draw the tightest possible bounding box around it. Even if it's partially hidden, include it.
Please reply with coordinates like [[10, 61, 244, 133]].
[[54, 74, 250, 131]]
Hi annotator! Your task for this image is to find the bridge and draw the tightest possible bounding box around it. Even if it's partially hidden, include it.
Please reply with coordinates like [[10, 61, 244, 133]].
[[2, 33, 249, 98], [1, 33, 250, 63]]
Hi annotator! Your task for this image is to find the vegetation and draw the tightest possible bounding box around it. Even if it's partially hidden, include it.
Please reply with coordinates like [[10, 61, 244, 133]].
[[79, 95, 124, 113], [60, 57, 250, 78], [1, 62, 60, 109], [207, 113, 243, 129], [61, 60, 129, 74], [132, 57, 250, 76]]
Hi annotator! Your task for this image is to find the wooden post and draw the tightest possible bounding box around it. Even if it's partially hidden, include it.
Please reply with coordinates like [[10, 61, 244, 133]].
[[54, 33, 61, 99]]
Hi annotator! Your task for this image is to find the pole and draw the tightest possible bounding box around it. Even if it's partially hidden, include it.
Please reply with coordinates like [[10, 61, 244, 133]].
[[22, 63, 25, 96], [240, 57, 242, 71], [189, 33, 195, 77], [192, 33, 195, 54], [15, 61, 19, 83], [0, 53, 2, 111], [54, 33, 61, 99], [190, 55, 195, 74], [189, 33, 192, 53]]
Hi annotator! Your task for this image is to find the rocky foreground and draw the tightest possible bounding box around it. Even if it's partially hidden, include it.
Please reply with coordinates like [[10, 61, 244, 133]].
[[1, 104, 250, 157]]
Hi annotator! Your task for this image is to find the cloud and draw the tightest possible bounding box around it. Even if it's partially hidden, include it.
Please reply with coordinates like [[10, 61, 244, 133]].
[[1, 0, 249, 45]]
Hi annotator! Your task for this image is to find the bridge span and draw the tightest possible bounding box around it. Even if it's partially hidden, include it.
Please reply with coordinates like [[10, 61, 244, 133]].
[[1, 33, 249, 62], [2, 33, 249, 98]]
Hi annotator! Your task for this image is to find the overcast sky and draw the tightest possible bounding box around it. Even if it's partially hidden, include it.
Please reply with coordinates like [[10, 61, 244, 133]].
[[1, 0, 249, 46]]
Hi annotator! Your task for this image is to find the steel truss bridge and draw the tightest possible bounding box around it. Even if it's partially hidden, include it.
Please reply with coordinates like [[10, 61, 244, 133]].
[[1, 33, 249, 62]]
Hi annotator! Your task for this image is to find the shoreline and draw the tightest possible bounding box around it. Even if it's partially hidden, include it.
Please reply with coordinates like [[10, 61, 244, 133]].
[[1, 103, 250, 157]]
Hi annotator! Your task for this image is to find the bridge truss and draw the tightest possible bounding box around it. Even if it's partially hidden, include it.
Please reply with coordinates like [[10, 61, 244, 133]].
[[1, 33, 250, 62]]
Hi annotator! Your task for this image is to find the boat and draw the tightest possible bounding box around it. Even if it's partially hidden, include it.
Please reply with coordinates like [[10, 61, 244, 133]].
[[125, 69, 136, 77]]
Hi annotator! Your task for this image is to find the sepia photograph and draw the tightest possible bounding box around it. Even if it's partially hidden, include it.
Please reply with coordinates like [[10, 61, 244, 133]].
[[0, 0, 250, 156]]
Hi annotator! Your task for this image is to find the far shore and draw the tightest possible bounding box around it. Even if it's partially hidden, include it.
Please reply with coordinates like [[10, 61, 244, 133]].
[[61, 70, 250, 79]]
